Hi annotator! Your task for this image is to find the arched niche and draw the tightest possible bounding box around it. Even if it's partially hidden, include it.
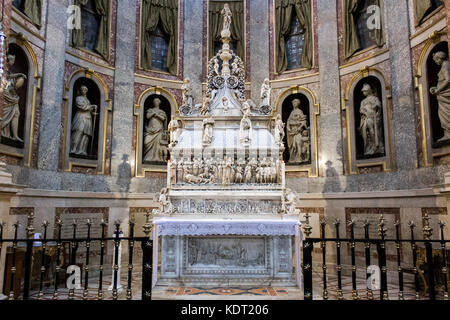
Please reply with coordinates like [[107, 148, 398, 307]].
[[274, 86, 319, 177], [344, 67, 392, 174], [0, 38, 40, 167], [63, 70, 111, 174], [134, 87, 178, 177], [416, 33, 449, 166]]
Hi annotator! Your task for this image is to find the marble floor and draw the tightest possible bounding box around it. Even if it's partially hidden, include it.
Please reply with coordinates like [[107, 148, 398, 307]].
[[17, 267, 448, 300]]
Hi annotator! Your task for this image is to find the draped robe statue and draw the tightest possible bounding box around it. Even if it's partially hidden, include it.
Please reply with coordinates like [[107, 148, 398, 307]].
[[1, 54, 27, 142], [286, 99, 309, 163], [359, 83, 384, 156], [143, 98, 168, 162], [70, 85, 97, 155], [430, 51, 450, 142]]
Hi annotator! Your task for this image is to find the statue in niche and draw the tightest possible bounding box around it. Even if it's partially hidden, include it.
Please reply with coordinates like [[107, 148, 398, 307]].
[[202, 117, 215, 147], [1, 54, 27, 142], [358, 83, 384, 156], [430, 51, 450, 142], [70, 85, 98, 156], [181, 78, 193, 108], [143, 97, 168, 162], [168, 116, 182, 148], [273, 114, 285, 147], [260, 78, 272, 114], [286, 99, 309, 163]]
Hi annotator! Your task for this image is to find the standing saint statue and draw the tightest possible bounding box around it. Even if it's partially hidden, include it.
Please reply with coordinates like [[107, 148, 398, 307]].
[[359, 83, 384, 156], [286, 99, 308, 163], [1, 54, 27, 142], [168, 116, 182, 148], [273, 114, 285, 147], [70, 85, 98, 156], [181, 77, 193, 107], [430, 51, 450, 142], [260, 78, 271, 114], [202, 117, 215, 147], [143, 97, 168, 162], [240, 109, 252, 147]]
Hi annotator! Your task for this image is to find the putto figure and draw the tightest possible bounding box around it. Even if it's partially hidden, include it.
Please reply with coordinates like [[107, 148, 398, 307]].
[[143, 97, 168, 162], [359, 83, 384, 156], [1, 54, 27, 143], [70, 85, 98, 156], [430, 51, 450, 142]]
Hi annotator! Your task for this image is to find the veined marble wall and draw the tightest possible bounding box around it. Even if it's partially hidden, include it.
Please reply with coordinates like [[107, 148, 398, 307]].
[[0, 0, 448, 203]]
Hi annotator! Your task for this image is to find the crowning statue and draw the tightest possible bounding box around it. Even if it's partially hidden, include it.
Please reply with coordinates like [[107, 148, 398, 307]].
[[430, 51, 450, 142], [70, 85, 98, 155], [1, 54, 27, 142], [286, 99, 309, 163], [143, 97, 168, 162], [359, 83, 384, 156], [221, 3, 232, 34]]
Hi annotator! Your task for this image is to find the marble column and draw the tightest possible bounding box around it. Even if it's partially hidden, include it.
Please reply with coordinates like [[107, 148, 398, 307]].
[[385, 0, 418, 170], [249, 0, 270, 102], [317, 0, 344, 178], [183, 0, 203, 101], [110, 0, 137, 184], [37, 0, 69, 171]]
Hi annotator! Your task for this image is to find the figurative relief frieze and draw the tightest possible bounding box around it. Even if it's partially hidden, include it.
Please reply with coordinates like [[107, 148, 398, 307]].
[[171, 199, 281, 215]]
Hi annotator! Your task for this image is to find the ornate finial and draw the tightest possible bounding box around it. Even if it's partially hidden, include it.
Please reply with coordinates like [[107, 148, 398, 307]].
[[333, 219, 341, 227], [143, 210, 153, 237], [42, 220, 49, 228], [303, 213, 312, 238], [408, 220, 415, 229], [422, 213, 433, 240]]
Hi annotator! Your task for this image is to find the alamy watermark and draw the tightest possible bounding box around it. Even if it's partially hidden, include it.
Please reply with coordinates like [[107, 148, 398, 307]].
[[366, 5, 382, 31], [67, 5, 81, 31]]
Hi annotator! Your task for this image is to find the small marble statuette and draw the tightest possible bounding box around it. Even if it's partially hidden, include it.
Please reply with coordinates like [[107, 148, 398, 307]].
[[259, 78, 272, 115], [143, 98, 169, 162], [240, 108, 252, 147], [359, 83, 384, 156], [158, 188, 173, 215], [168, 116, 182, 148], [200, 93, 211, 116], [181, 77, 194, 108], [286, 99, 310, 163], [284, 188, 299, 215], [273, 114, 285, 147], [70, 85, 98, 156], [430, 51, 450, 142], [1, 54, 27, 143], [202, 117, 215, 147]]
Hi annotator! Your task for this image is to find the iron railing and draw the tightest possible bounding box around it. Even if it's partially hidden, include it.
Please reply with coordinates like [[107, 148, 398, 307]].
[[0, 212, 153, 300], [302, 213, 449, 300]]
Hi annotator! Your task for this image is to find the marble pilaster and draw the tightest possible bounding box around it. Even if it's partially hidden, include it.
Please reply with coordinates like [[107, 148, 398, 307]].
[[249, 0, 270, 102], [110, 0, 137, 184], [317, 0, 344, 180], [37, 0, 69, 172], [183, 0, 203, 100], [385, 0, 418, 170]]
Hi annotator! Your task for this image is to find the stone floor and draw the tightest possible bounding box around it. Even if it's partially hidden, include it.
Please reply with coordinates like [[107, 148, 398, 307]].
[[16, 267, 448, 300]]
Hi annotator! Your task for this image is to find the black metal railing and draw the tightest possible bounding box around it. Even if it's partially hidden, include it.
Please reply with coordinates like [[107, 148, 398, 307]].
[[0, 212, 154, 300], [302, 213, 450, 300]]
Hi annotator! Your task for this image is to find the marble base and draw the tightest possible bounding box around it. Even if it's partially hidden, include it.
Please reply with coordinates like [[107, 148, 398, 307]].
[[158, 235, 296, 286]]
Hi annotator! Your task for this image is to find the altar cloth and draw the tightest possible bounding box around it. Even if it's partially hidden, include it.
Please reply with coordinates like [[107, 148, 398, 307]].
[[154, 218, 300, 236]]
